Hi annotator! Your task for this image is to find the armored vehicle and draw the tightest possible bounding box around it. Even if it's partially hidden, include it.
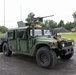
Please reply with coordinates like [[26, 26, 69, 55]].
[[0, 15, 74, 68]]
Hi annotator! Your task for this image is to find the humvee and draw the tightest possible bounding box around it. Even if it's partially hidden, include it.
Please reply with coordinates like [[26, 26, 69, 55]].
[[0, 15, 74, 68]]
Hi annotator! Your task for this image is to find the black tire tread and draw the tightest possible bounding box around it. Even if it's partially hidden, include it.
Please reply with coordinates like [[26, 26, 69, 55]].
[[2, 43, 12, 56], [36, 46, 57, 68]]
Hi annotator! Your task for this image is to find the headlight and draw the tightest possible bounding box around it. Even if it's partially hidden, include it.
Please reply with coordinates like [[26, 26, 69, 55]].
[[72, 42, 74, 45], [62, 43, 65, 47], [49, 42, 52, 46]]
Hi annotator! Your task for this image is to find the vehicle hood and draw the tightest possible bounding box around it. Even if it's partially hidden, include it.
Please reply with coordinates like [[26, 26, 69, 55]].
[[54, 35, 73, 42], [36, 36, 57, 42]]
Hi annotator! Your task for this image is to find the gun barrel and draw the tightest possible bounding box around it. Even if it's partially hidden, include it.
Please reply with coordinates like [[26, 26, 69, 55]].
[[32, 15, 54, 23], [41, 15, 54, 18]]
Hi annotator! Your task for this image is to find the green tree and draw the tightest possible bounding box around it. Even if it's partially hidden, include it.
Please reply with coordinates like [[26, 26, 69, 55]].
[[0, 26, 8, 33], [72, 12, 76, 22], [58, 20, 64, 27], [64, 22, 74, 31], [42, 20, 57, 29]]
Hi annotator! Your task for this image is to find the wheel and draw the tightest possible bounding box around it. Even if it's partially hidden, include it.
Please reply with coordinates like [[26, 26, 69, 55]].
[[2, 43, 12, 56], [36, 46, 57, 68], [60, 48, 74, 60]]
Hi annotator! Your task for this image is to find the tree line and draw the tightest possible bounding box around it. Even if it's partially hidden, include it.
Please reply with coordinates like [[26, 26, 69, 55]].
[[42, 19, 76, 31], [41, 12, 76, 31]]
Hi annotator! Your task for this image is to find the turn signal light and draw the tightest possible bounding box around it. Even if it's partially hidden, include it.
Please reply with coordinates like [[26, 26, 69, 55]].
[[53, 42, 57, 45], [49, 42, 52, 46]]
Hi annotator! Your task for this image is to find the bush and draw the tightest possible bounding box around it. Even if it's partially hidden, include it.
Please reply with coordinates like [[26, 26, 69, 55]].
[[0, 26, 8, 33]]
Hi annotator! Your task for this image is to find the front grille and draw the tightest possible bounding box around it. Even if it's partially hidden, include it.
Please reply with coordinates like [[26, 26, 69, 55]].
[[64, 41, 72, 47], [57, 41, 72, 49]]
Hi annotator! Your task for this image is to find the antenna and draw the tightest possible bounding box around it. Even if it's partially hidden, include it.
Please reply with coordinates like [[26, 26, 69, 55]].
[[20, 6, 22, 21], [4, 0, 5, 26]]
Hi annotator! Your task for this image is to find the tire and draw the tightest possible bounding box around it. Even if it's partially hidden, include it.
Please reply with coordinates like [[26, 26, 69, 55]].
[[36, 46, 57, 69], [2, 43, 12, 56], [0, 47, 2, 52], [60, 48, 74, 60]]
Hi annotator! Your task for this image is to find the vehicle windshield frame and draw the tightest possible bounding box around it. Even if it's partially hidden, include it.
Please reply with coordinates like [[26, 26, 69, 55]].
[[30, 29, 52, 37]]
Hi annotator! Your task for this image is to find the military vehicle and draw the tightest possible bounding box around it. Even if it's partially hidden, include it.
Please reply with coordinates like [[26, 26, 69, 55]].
[[0, 14, 74, 68]]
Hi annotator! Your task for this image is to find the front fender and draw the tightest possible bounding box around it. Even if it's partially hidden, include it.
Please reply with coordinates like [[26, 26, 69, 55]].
[[29, 41, 50, 56]]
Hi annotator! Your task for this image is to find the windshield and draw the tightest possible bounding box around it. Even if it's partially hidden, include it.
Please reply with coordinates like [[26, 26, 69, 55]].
[[30, 29, 52, 36], [44, 30, 52, 35]]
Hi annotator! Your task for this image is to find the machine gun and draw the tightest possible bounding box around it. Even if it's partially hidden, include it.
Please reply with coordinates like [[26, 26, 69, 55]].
[[17, 15, 54, 27], [34, 15, 54, 23], [26, 14, 54, 25]]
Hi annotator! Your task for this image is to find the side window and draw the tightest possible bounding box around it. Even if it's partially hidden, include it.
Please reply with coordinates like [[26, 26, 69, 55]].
[[8, 31, 15, 39], [17, 30, 25, 39]]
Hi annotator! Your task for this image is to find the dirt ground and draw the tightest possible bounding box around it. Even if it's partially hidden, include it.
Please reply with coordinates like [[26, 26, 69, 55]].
[[0, 45, 76, 75]]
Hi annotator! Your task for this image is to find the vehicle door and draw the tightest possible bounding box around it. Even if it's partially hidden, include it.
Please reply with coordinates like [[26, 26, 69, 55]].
[[8, 30, 16, 51], [16, 29, 27, 52]]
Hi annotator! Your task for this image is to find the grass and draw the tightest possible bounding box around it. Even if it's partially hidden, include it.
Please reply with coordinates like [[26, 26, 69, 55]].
[[60, 32, 76, 43], [0, 32, 2, 36]]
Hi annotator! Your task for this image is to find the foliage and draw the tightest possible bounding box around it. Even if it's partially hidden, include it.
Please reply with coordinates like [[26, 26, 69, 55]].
[[0, 26, 8, 33], [64, 22, 74, 31], [72, 12, 76, 22], [0, 31, 2, 35], [58, 20, 64, 27], [42, 20, 57, 29]]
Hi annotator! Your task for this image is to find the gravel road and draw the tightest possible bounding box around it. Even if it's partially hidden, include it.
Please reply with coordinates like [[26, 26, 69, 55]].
[[0, 45, 76, 75]]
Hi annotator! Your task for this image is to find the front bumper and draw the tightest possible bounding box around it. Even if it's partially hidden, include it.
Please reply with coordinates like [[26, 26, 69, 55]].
[[62, 46, 74, 55]]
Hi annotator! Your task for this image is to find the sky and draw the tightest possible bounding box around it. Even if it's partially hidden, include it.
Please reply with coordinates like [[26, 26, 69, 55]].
[[0, 0, 76, 28]]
